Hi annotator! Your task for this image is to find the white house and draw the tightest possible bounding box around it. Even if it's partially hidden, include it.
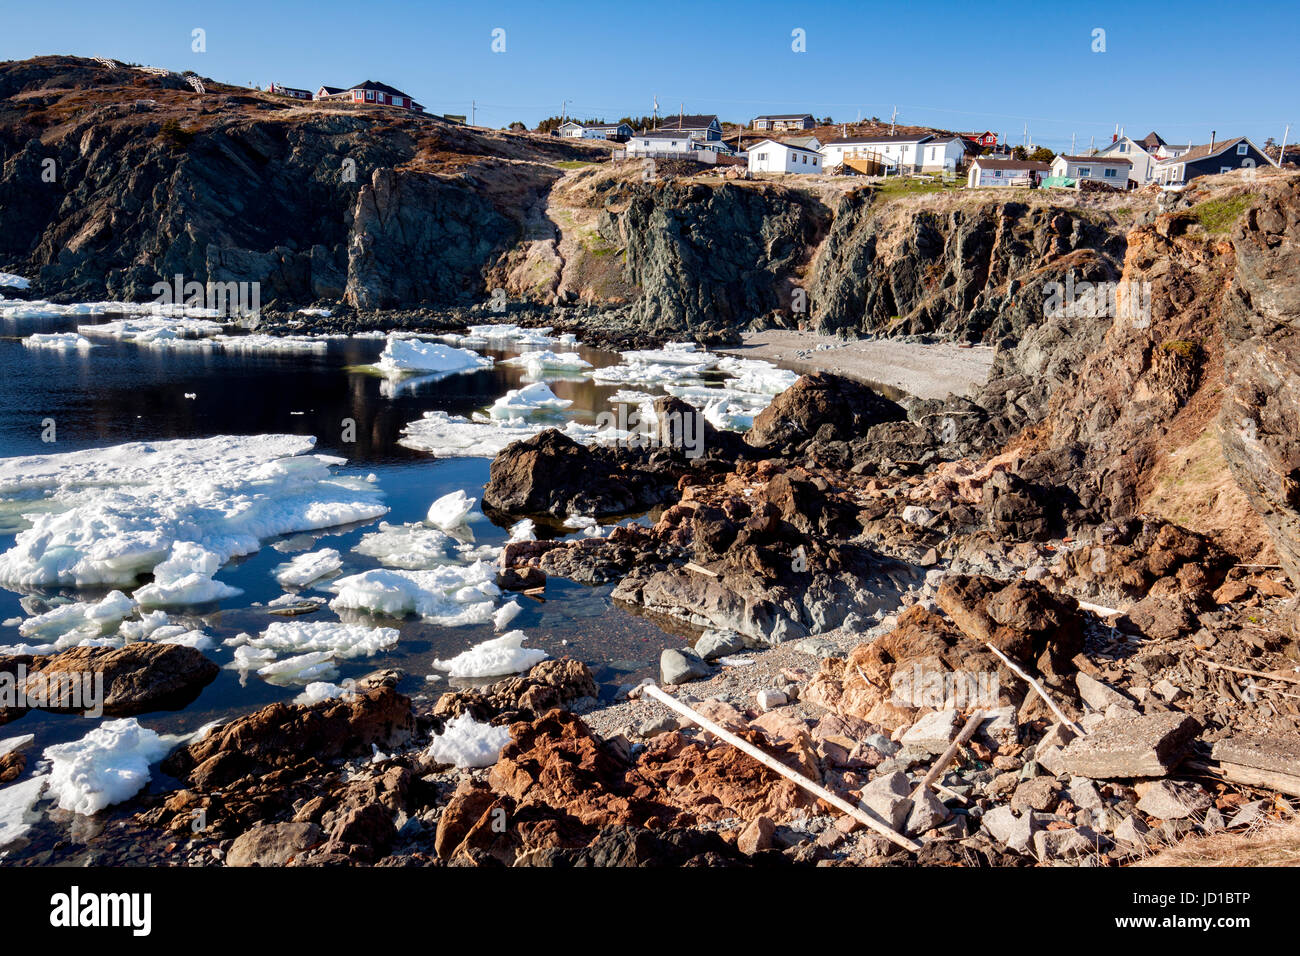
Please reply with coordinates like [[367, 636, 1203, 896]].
[[820, 133, 960, 173], [1049, 154, 1132, 187], [747, 138, 823, 174], [558, 121, 633, 140], [966, 157, 1050, 188], [1094, 132, 1190, 185], [626, 130, 736, 158]]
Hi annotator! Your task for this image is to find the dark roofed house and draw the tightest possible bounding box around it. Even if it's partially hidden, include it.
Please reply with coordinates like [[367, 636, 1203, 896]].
[[268, 83, 313, 101], [315, 81, 423, 112], [1154, 136, 1274, 185], [652, 114, 722, 141], [753, 113, 815, 132]]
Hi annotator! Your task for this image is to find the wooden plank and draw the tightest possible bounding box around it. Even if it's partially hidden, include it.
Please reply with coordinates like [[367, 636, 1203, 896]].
[[911, 710, 984, 800], [985, 642, 1084, 736], [683, 562, 718, 578], [643, 684, 921, 852], [1183, 759, 1300, 798]]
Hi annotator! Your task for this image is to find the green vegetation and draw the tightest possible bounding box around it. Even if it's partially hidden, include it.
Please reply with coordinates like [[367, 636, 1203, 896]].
[[554, 160, 598, 169], [157, 119, 194, 149], [1190, 194, 1253, 233], [1161, 339, 1201, 359], [870, 174, 963, 203]]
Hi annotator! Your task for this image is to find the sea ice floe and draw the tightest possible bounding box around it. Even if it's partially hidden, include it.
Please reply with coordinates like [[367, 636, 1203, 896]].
[[590, 361, 710, 387], [329, 562, 499, 626], [431, 629, 547, 678], [398, 410, 598, 458], [493, 600, 523, 630], [0, 774, 48, 847], [273, 548, 344, 587], [563, 515, 604, 538], [43, 718, 171, 816], [132, 542, 243, 608], [0, 271, 31, 290], [354, 522, 458, 570], [117, 609, 170, 641], [256, 650, 338, 685], [153, 628, 216, 650], [507, 518, 536, 543], [716, 356, 800, 395], [441, 323, 558, 350], [373, 335, 493, 377], [22, 333, 94, 350], [78, 315, 225, 344], [248, 620, 399, 660], [426, 490, 477, 531], [215, 334, 329, 353], [425, 713, 512, 769], [500, 350, 592, 378], [488, 381, 572, 419], [17, 590, 136, 644], [0, 434, 387, 589]]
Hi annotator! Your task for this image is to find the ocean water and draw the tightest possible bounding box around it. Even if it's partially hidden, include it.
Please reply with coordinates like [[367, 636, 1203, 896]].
[[0, 312, 696, 765]]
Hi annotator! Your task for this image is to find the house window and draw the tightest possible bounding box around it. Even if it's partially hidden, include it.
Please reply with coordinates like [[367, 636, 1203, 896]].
[[1104, 167, 1118, 178], [1236, 143, 1248, 155], [994, 169, 1002, 178], [758, 153, 767, 161], [1220, 166, 1233, 174], [1079, 167, 1091, 177], [802, 155, 807, 164], [1118, 143, 1128, 152]]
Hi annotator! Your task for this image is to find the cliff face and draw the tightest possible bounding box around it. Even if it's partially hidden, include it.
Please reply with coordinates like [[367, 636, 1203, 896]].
[[0, 56, 598, 308]]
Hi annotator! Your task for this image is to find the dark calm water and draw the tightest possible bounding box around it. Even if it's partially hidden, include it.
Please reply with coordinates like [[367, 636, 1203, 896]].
[[0, 311, 697, 766]]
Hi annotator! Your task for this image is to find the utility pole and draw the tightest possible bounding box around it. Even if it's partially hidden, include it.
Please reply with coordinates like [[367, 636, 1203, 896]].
[[890, 105, 897, 134], [472, 100, 476, 127], [1023, 123, 1028, 148], [1071, 132, 1076, 155], [561, 99, 568, 124]]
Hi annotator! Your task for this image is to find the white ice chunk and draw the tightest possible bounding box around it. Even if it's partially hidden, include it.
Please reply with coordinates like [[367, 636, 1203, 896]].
[[329, 562, 499, 626], [374, 335, 493, 376], [0, 773, 47, 847], [426, 490, 476, 531], [273, 548, 343, 587], [294, 681, 350, 705], [249, 620, 399, 659], [18, 590, 135, 644], [425, 713, 511, 769], [488, 382, 572, 419], [431, 629, 547, 678], [493, 600, 523, 630], [354, 522, 457, 570], [507, 518, 536, 543], [42, 718, 171, 816], [256, 651, 337, 685], [22, 333, 95, 350], [132, 541, 242, 607], [0, 271, 31, 289], [0, 435, 387, 589], [500, 350, 592, 377]]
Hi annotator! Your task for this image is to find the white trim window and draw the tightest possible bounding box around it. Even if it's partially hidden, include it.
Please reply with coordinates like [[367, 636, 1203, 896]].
[[1079, 167, 1091, 177], [1236, 143, 1248, 155], [1220, 166, 1233, 174], [1104, 167, 1118, 178]]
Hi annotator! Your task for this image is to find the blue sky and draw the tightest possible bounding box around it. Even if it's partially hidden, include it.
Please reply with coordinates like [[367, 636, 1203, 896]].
[[2, 0, 1295, 151]]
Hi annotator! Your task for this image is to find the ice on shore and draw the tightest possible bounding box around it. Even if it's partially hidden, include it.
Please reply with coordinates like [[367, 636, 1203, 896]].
[[216, 334, 329, 353], [488, 382, 572, 419], [354, 522, 458, 570], [249, 620, 399, 659], [716, 356, 800, 395], [0, 272, 31, 289], [17, 590, 136, 644], [442, 323, 558, 350], [590, 361, 710, 387], [22, 332, 95, 350], [153, 628, 216, 650], [431, 629, 547, 678], [133, 541, 242, 607], [426, 490, 476, 531], [329, 561, 499, 626], [78, 315, 225, 343], [0, 773, 47, 847], [294, 680, 350, 705], [117, 609, 170, 642], [398, 410, 598, 458], [43, 718, 171, 816], [273, 548, 344, 587], [0, 435, 387, 589], [426, 713, 511, 769], [507, 518, 536, 543]]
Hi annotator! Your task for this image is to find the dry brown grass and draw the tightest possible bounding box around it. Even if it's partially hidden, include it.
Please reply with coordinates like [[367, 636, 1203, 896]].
[[1133, 816, 1300, 867]]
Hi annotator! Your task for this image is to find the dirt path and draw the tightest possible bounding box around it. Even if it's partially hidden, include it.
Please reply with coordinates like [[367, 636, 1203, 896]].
[[720, 330, 995, 400]]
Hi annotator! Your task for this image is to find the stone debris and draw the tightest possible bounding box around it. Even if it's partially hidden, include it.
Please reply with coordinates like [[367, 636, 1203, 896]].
[[1059, 713, 1200, 779]]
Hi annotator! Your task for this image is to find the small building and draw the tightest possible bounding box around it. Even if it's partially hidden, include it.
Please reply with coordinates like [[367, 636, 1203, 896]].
[[747, 138, 824, 174], [1153, 136, 1274, 186], [625, 130, 735, 158], [966, 157, 1050, 188], [654, 114, 723, 141], [558, 120, 633, 141], [268, 83, 312, 101], [1048, 154, 1132, 187], [752, 113, 816, 132], [783, 135, 822, 151], [821, 133, 961, 174], [1094, 131, 1191, 185], [315, 81, 423, 112]]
